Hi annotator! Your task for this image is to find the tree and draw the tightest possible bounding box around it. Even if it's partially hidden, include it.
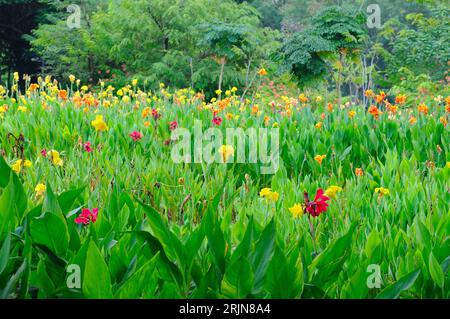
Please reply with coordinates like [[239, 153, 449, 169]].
[[280, 4, 367, 104], [0, 0, 51, 83]]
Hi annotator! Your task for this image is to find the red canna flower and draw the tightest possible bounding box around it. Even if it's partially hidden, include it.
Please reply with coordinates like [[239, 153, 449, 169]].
[[152, 108, 160, 120], [169, 121, 178, 131], [41, 149, 47, 157], [83, 141, 93, 153], [130, 131, 143, 142], [212, 116, 223, 126], [75, 208, 98, 225], [304, 189, 330, 217]]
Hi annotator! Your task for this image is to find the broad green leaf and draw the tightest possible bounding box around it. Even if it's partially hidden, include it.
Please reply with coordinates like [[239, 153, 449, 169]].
[[36, 258, 56, 297], [309, 222, 357, 287], [221, 257, 253, 298], [428, 252, 444, 289], [30, 212, 69, 257], [82, 241, 113, 299], [0, 233, 11, 275], [264, 247, 303, 298], [42, 183, 63, 216], [0, 176, 16, 240], [115, 252, 160, 298], [251, 219, 276, 294], [376, 269, 421, 299], [138, 201, 184, 267]]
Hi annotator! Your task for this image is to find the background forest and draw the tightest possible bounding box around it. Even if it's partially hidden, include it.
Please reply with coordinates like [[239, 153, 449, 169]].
[[0, 0, 449, 99]]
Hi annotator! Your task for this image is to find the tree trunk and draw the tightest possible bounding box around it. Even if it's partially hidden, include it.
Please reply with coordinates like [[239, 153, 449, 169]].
[[218, 57, 226, 99], [189, 57, 194, 89], [337, 51, 343, 107]]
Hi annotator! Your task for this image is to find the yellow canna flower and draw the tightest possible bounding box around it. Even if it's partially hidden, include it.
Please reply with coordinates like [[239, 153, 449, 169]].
[[18, 106, 27, 112], [268, 191, 279, 202], [91, 115, 109, 132], [48, 150, 64, 167], [446, 162, 450, 169], [260, 188, 272, 198], [289, 204, 304, 218], [69, 75, 76, 83], [324, 186, 342, 199], [375, 187, 390, 197], [259, 188, 278, 202], [35, 183, 47, 197], [12, 159, 32, 173], [218, 145, 234, 162], [348, 110, 356, 119]]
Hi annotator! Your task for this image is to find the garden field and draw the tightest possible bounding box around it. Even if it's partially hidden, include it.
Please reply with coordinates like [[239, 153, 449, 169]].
[[0, 75, 449, 299]]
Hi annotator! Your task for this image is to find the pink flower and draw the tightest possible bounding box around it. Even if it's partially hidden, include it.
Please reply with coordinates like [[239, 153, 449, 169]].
[[41, 149, 47, 157], [83, 141, 93, 153], [130, 131, 143, 142], [152, 109, 160, 120], [304, 189, 330, 217], [75, 208, 98, 225], [212, 116, 223, 126], [169, 121, 178, 131]]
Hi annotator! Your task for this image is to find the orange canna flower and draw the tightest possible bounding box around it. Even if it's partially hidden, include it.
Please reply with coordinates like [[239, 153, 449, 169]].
[[418, 103, 429, 115], [355, 168, 364, 176], [368, 105, 382, 119], [257, 68, 267, 76], [314, 154, 326, 165], [365, 89, 374, 98], [58, 89, 68, 101], [375, 91, 386, 103], [299, 94, 308, 103], [395, 94, 406, 105], [327, 102, 333, 112]]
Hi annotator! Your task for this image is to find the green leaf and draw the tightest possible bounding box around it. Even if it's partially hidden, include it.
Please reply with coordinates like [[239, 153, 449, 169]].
[[251, 219, 276, 294], [42, 183, 63, 216], [376, 269, 421, 299], [0, 260, 26, 299], [0, 176, 16, 240], [58, 187, 85, 213], [82, 241, 113, 299], [0, 233, 11, 275], [138, 201, 184, 267], [0, 156, 11, 188], [30, 212, 69, 256], [309, 222, 357, 287], [115, 252, 160, 298], [36, 258, 56, 297], [264, 247, 303, 298], [428, 252, 444, 289], [221, 256, 254, 298], [339, 145, 352, 161]]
